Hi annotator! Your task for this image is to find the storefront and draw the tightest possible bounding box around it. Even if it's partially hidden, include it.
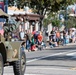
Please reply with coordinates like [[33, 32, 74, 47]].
[[12, 13, 43, 33]]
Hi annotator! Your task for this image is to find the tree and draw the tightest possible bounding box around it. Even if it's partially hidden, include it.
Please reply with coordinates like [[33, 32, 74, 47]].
[[29, 0, 67, 29], [52, 18, 60, 27], [8, 0, 14, 6], [8, 0, 76, 28], [8, 0, 76, 15], [65, 16, 76, 28]]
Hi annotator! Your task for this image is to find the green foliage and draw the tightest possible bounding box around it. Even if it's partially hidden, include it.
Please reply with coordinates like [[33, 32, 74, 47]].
[[43, 12, 60, 27], [65, 16, 76, 28], [30, 0, 64, 15], [8, 0, 74, 14], [43, 18, 51, 27], [51, 18, 60, 27], [8, 0, 14, 6], [4, 21, 21, 33], [8, 0, 76, 28], [8, 0, 76, 16]]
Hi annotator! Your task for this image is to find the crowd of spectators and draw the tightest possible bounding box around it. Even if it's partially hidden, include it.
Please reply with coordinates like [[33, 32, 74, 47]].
[[3, 22, 76, 51], [48, 27, 76, 48], [23, 30, 44, 51], [20, 26, 76, 51], [4, 29, 44, 52]]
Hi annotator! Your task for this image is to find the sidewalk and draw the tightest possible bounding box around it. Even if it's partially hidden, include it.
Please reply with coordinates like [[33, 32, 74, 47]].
[[66, 42, 76, 46], [45, 42, 76, 49], [24, 42, 76, 52]]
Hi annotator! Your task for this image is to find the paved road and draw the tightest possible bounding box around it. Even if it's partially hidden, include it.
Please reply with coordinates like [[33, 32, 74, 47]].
[[4, 44, 76, 75]]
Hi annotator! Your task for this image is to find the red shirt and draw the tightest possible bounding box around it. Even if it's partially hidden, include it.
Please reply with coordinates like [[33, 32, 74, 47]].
[[38, 34, 43, 42], [56, 32, 60, 38]]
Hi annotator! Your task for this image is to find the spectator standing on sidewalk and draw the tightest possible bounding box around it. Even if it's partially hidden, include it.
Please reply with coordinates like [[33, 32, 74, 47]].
[[19, 28, 25, 41], [66, 32, 70, 44], [31, 34, 35, 51], [19, 22, 25, 41], [56, 30, 60, 46], [63, 30, 67, 45], [25, 33, 31, 52], [60, 31, 64, 45], [37, 31, 43, 50], [71, 29, 75, 43]]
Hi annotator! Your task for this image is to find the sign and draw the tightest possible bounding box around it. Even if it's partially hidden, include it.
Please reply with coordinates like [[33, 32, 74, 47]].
[[0, 2, 4, 11]]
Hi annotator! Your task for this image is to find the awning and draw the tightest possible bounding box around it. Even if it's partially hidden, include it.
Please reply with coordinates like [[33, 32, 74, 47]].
[[0, 9, 9, 18]]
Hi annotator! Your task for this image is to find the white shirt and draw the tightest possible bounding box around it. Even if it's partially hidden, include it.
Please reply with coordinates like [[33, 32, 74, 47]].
[[20, 31, 25, 40]]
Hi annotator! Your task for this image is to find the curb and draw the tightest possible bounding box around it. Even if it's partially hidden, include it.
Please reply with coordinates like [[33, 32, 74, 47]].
[[66, 43, 76, 46], [45, 43, 76, 50], [24, 43, 76, 52]]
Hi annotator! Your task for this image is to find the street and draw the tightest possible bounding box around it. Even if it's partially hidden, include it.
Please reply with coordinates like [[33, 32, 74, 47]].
[[4, 44, 76, 75], [0, 0, 76, 75]]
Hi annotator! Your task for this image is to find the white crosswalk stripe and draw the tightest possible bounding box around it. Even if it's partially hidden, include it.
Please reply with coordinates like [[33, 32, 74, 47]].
[[66, 52, 76, 56], [66, 52, 76, 59]]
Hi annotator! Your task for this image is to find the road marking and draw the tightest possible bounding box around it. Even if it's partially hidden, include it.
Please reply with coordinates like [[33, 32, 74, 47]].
[[26, 52, 63, 63], [66, 52, 76, 56], [27, 67, 76, 71], [66, 52, 76, 58], [26, 50, 76, 63]]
